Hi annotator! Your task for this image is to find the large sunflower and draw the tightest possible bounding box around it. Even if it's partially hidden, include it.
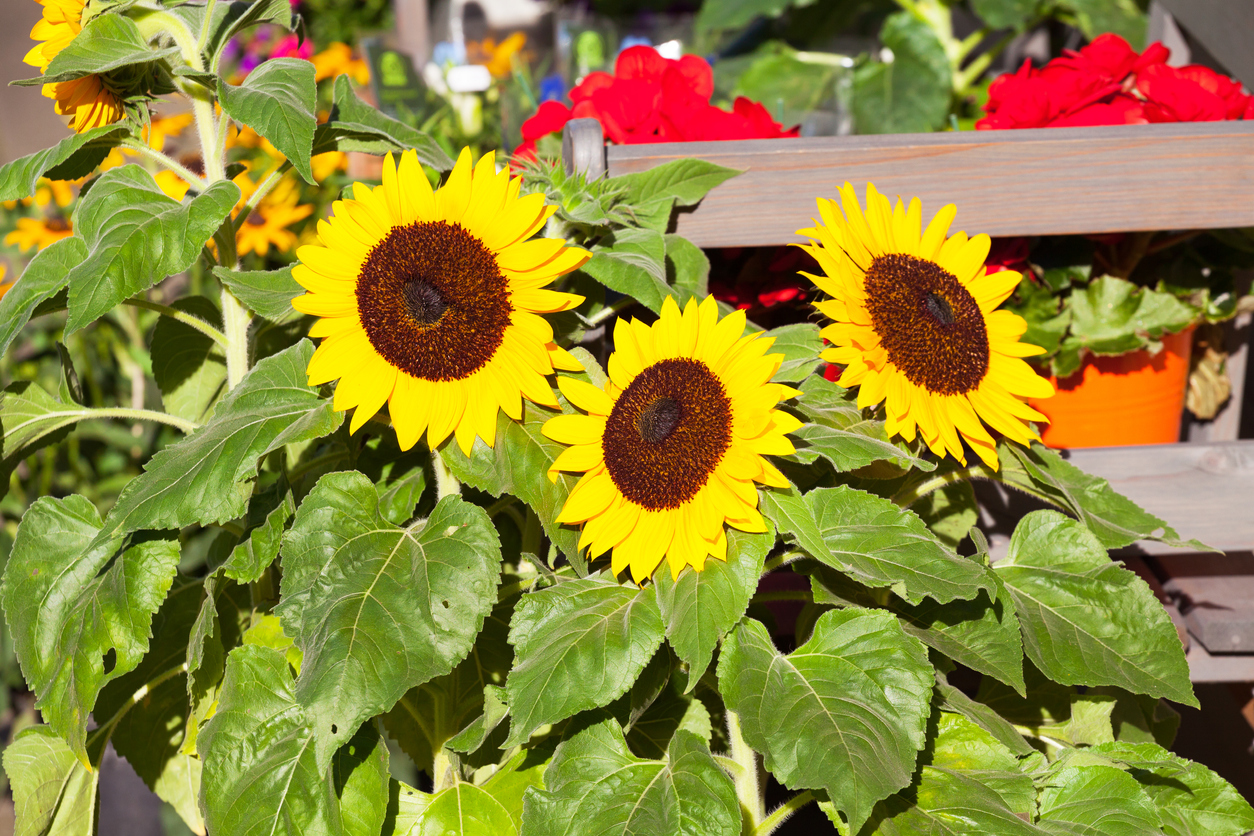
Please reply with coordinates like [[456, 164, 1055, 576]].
[[544, 296, 800, 582], [800, 183, 1053, 470], [294, 148, 590, 454], [24, 0, 125, 133]]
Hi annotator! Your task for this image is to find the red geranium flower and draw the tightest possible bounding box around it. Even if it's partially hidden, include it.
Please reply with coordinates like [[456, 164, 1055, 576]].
[[977, 32, 1250, 131], [515, 45, 796, 160]]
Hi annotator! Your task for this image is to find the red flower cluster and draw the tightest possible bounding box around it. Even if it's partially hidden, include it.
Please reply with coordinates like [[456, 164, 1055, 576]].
[[977, 33, 1253, 130], [515, 46, 797, 158]]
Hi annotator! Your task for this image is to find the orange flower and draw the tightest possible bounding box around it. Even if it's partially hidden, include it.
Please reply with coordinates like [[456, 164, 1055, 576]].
[[24, 0, 125, 133]]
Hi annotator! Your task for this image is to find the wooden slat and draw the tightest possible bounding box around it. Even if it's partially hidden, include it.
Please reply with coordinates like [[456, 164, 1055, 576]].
[[604, 122, 1254, 247], [1067, 440, 1254, 555]]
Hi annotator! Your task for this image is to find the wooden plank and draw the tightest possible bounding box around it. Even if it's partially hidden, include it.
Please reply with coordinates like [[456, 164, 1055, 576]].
[[1163, 576, 1254, 653], [1066, 440, 1254, 555], [1183, 641, 1254, 683], [603, 122, 1254, 247]]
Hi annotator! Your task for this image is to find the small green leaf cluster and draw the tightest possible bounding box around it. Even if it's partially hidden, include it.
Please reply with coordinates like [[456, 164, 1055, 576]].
[[0, 4, 1249, 836]]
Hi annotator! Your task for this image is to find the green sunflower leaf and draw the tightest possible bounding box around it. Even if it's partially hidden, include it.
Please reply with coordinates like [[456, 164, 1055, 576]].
[[654, 526, 772, 687], [790, 374, 934, 473], [30, 14, 181, 84], [793, 485, 991, 604], [151, 296, 227, 425], [0, 495, 180, 763], [213, 265, 304, 322], [224, 486, 295, 584], [1037, 763, 1161, 836], [718, 610, 933, 835], [522, 720, 739, 836], [0, 126, 128, 203], [580, 227, 705, 314], [198, 644, 390, 836], [859, 766, 1041, 836], [810, 565, 1025, 694], [2, 725, 99, 836], [480, 746, 552, 832], [1092, 741, 1254, 836], [665, 233, 710, 297], [765, 322, 823, 383], [92, 340, 342, 545], [929, 712, 1035, 815], [0, 380, 82, 494], [278, 471, 501, 769], [994, 511, 1196, 707], [502, 576, 665, 748], [312, 75, 454, 172], [998, 441, 1205, 551], [613, 159, 742, 208], [934, 679, 1035, 756], [0, 235, 86, 358], [219, 58, 318, 185], [397, 782, 517, 836], [64, 165, 240, 334]]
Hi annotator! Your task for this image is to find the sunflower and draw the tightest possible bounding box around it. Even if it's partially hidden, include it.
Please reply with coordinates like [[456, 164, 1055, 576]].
[[236, 179, 313, 257], [799, 183, 1054, 470], [543, 295, 800, 582], [312, 43, 371, 85], [293, 147, 590, 454], [24, 0, 125, 133], [6, 216, 73, 252]]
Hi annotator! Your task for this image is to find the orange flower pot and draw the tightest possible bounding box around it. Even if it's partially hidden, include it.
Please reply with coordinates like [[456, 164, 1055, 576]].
[[1031, 327, 1194, 449]]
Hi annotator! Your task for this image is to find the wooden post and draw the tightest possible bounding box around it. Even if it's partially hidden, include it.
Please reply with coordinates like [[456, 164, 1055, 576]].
[[562, 118, 606, 180]]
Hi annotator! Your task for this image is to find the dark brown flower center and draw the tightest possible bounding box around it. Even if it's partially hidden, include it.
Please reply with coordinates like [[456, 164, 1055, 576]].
[[862, 253, 989, 395], [602, 358, 732, 510], [246, 211, 267, 226], [355, 221, 512, 381], [47, 217, 70, 232]]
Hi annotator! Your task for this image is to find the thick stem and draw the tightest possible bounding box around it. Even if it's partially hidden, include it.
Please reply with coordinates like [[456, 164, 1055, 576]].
[[726, 711, 764, 831], [124, 297, 227, 346], [432, 448, 461, 499], [90, 407, 199, 434], [221, 290, 252, 388], [432, 747, 458, 792], [755, 792, 815, 836]]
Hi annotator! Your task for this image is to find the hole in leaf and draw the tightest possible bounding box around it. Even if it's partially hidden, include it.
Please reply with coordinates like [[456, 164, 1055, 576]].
[[441, 600, 450, 609], [102, 649, 116, 674], [331, 724, 338, 734]]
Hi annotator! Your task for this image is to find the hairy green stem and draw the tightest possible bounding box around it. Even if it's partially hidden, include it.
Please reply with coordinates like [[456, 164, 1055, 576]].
[[220, 288, 252, 387], [119, 139, 210, 191], [583, 296, 637, 328], [726, 711, 764, 831], [432, 449, 461, 499], [124, 297, 227, 346], [761, 551, 805, 575], [755, 792, 815, 836], [892, 467, 974, 508], [60, 406, 200, 435]]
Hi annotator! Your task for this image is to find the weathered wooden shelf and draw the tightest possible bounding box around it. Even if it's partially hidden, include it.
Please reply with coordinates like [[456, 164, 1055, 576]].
[[600, 121, 1254, 247]]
